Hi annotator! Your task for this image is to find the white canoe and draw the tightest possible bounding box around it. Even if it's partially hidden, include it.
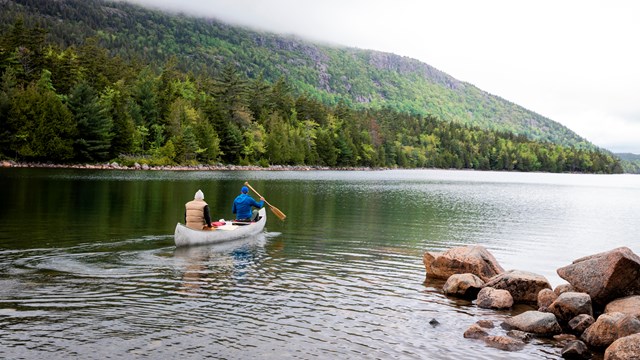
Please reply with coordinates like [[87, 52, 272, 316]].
[[174, 208, 267, 247]]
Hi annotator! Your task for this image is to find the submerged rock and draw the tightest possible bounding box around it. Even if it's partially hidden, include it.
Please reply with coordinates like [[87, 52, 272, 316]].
[[484, 335, 526, 351], [464, 324, 489, 339]]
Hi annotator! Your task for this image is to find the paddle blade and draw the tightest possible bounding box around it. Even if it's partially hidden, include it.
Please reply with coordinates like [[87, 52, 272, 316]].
[[269, 205, 287, 221]]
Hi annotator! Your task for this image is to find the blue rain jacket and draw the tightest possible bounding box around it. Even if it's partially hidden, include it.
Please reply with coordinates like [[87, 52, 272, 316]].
[[232, 194, 264, 220]]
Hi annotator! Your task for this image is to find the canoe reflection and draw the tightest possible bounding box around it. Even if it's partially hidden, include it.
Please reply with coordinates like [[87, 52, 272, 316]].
[[174, 234, 268, 295]]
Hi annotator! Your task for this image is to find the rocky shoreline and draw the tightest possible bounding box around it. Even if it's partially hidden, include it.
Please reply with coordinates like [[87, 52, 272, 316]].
[[424, 246, 640, 359], [0, 160, 382, 171]]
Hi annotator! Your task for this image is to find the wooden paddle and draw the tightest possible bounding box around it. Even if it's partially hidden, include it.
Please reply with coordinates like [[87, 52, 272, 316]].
[[244, 181, 287, 221]]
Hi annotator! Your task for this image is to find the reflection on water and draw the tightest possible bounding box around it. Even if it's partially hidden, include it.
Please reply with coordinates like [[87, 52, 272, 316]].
[[0, 169, 639, 359], [174, 234, 269, 295]]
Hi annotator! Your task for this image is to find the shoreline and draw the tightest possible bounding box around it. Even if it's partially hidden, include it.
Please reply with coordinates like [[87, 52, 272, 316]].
[[2, 160, 632, 175], [0, 160, 383, 172]]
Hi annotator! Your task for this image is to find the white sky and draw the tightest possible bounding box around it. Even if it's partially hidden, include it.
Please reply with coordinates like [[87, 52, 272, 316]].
[[124, 0, 640, 153]]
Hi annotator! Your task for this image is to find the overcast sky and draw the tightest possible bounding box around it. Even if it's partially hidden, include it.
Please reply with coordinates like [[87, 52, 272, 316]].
[[124, 0, 640, 154]]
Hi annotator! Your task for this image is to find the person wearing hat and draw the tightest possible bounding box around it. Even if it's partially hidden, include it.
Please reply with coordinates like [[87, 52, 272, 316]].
[[184, 189, 213, 230], [232, 186, 264, 222]]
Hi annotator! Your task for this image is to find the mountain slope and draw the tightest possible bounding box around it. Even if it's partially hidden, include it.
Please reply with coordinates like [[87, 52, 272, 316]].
[[3, 0, 592, 149], [616, 153, 640, 173]]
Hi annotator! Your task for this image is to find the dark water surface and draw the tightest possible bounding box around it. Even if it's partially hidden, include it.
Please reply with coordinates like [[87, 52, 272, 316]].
[[1, 168, 638, 359]]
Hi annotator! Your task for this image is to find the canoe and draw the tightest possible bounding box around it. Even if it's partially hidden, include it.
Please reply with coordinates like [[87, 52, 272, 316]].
[[174, 208, 267, 247]]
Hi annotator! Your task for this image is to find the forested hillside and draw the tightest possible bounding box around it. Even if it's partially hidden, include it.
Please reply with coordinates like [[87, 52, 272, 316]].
[[0, 0, 623, 173], [616, 153, 640, 174], [2, 0, 595, 148]]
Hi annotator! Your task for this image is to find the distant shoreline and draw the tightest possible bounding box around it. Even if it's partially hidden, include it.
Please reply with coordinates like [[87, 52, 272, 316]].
[[3, 160, 633, 174], [0, 160, 382, 172]]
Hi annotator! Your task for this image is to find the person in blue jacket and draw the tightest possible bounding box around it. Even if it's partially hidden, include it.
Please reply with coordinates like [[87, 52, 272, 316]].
[[232, 186, 264, 222]]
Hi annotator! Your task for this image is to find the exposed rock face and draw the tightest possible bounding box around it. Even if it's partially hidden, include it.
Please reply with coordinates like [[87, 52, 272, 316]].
[[538, 288, 558, 310], [568, 314, 595, 335], [484, 270, 552, 304], [581, 312, 640, 348], [604, 333, 640, 360], [443, 273, 485, 298], [548, 292, 593, 323], [476, 287, 514, 309], [557, 247, 640, 307], [604, 295, 640, 317], [503, 311, 562, 335], [423, 245, 504, 282], [561, 340, 591, 359]]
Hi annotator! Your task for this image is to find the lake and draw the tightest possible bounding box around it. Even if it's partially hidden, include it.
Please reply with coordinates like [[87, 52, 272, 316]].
[[1, 168, 639, 359]]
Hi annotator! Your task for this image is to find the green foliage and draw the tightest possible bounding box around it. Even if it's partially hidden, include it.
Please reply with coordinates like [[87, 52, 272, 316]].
[[616, 153, 640, 174], [0, 10, 624, 173], [67, 80, 113, 161], [7, 80, 75, 161], [1, 0, 593, 149]]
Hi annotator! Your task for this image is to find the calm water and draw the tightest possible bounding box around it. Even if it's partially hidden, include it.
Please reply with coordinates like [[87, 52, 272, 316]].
[[1, 168, 639, 359]]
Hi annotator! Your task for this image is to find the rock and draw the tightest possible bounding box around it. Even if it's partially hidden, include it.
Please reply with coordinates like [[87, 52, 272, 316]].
[[582, 312, 625, 348], [484, 335, 526, 351], [507, 330, 533, 342], [428, 318, 440, 327], [476, 320, 495, 329], [568, 314, 595, 335], [604, 333, 640, 360], [464, 324, 488, 339], [548, 292, 593, 323], [555, 283, 575, 296], [538, 288, 558, 310], [557, 247, 640, 307], [604, 295, 640, 317], [503, 311, 562, 335], [423, 245, 504, 282], [141, 163, 149, 170], [561, 340, 591, 359], [1, 160, 12, 167], [554, 334, 578, 344], [134, 162, 141, 169], [443, 273, 485, 298], [476, 287, 514, 309], [484, 270, 552, 304], [582, 312, 640, 349]]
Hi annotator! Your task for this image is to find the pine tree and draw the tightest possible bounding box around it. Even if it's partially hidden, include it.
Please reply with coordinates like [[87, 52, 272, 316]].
[[67, 81, 113, 162]]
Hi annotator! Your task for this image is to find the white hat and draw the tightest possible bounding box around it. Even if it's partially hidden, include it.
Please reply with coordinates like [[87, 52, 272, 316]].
[[194, 190, 204, 200]]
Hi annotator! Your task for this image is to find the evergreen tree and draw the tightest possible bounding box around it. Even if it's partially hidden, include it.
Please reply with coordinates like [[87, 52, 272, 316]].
[[8, 80, 75, 161], [67, 81, 113, 161]]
